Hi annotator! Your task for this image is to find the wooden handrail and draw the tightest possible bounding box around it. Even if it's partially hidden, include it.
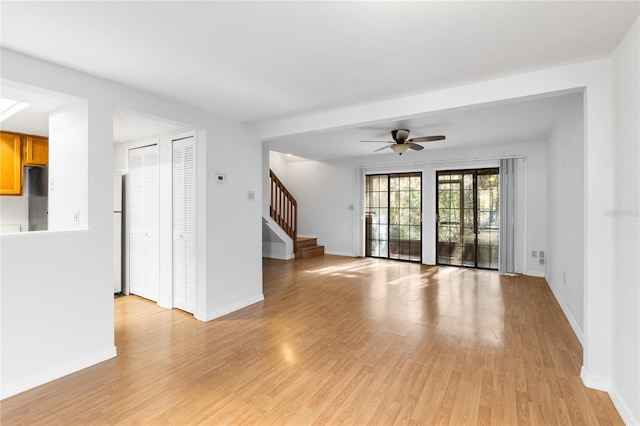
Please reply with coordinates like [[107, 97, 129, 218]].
[[269, 170, 297, 252]]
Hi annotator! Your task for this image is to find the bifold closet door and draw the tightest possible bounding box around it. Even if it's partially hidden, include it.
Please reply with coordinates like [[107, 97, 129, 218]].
[[172, 136, 196, 313], [128, 144, 160, 301]]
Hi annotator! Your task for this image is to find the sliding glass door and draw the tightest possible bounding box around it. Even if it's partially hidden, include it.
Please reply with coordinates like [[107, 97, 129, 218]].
[[365, 172, 422, 262], [436, 168, 499, 269]]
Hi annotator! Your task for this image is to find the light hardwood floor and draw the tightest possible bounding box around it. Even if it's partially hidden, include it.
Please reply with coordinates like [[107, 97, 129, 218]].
[[1, 255, 622, 425]]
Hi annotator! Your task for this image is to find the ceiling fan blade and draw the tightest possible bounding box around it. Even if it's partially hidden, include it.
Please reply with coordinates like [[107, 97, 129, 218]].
[[408, 135, 446, 143], [408, 142, 424, 151], [374, 145, 391, 152], [359, 140, 394, 143]]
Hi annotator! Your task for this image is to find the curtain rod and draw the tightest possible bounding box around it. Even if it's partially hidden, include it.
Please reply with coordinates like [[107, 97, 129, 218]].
[[354, 162, 426, 170], [427, 154, 527, 165], [355, 155, 526, 169]]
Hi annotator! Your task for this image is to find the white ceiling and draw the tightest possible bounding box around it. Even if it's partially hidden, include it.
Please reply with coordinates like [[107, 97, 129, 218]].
[[1, 1, 637, 158], [113, 111, 187, 144], [266, 92, 581, 161]]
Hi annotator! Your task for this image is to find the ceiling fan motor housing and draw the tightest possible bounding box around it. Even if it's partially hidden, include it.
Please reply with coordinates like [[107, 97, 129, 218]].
[[392, 129, 410, 143]]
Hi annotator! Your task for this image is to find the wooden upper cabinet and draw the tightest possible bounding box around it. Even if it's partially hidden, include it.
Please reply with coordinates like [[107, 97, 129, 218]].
[[23, 135, 48, 166], [0, 132, 23, 195]]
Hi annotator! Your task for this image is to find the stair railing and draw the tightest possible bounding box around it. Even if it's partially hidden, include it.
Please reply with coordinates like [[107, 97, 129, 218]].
[[270, 170, 297, 252]]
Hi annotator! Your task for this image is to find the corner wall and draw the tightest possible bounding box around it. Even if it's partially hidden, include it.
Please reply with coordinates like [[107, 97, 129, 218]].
[[610, 17, 640, 425], [545, 94, 585, 342]]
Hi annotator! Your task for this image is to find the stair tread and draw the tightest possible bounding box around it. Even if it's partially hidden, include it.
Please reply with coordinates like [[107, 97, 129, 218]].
[[297, 244, 323, 251]]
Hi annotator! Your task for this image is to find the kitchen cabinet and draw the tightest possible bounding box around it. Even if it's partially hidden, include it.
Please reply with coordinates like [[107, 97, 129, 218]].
[[0, 132, 49, 195], [0, 132, 23, 195], [23, 135, 48, 166]]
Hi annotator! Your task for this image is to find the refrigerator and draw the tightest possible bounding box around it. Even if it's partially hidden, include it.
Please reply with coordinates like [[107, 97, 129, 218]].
[[113, 170, 123, 293]]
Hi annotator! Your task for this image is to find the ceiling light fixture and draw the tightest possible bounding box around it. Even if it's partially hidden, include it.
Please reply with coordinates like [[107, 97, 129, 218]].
[[390, 144, 410, 155], [0, 98, 29, 123]]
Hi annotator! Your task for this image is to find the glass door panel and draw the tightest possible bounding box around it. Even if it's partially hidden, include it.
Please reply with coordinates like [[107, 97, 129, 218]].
[[477, 172, 500, 269], [436, 174, 463, 266], [365, 175, 389, 258], [366, 172, 422, 262], [437, 168, 499, 269]]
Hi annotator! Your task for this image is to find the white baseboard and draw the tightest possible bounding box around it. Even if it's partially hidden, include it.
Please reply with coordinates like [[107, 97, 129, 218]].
[[580, 366, 610, 392], [1, 346, 117, 400], [324, 250, 356, 257], [195, 294, 264, 322], [262, 252, 294, 260], [608, 383, 640, 426], [525, 270, 546, 278], [545, 276, 584, 345]]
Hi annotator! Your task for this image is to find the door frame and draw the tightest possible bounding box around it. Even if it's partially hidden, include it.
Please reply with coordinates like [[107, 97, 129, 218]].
[[364, 171, 423, 263], [435, 167, 499, 270]]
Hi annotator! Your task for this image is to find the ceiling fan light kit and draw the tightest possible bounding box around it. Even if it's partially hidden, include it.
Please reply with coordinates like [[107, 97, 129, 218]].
[[390, 143, 410, 155], [360, 129, 446, 155]]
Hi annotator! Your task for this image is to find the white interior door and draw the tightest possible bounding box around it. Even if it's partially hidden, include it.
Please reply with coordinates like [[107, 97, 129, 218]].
[[172, 136, 196, 313], [128, 144, 160, 302]]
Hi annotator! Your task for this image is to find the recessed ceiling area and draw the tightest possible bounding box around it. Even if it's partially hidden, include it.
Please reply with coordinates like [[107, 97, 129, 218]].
[[0, 81, 79, 136], [266, 92, 581, 161], [0, 80, 187, 143], [113, 111, 187, 144]]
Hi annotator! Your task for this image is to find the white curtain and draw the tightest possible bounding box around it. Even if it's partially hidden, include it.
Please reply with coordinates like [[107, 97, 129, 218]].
[[499, 158, 519, 274], [354, 167, 365, 257]]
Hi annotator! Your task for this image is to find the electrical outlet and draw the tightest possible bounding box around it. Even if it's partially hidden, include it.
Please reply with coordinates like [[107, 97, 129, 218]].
[[539, 258, 545, 265], [563, 272, 566, 283], [539, 251, 545, 259], [247, 191, 255, 201], [531, 250, 537, 258]]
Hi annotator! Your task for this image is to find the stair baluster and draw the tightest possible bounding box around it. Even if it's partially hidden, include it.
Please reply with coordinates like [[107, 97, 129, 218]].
[[269, 170, 297, 252]]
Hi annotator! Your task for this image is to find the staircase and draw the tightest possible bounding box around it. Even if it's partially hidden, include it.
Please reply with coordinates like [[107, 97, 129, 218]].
[[295, 237, 325, 259], [269, 170, 324, 260]]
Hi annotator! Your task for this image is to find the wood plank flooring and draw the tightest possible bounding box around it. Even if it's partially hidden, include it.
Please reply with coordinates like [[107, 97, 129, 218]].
[[1, 255, 623, 425]]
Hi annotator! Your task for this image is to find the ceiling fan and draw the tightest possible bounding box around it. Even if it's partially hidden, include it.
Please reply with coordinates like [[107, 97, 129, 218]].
[[360, 129, 445, 155]]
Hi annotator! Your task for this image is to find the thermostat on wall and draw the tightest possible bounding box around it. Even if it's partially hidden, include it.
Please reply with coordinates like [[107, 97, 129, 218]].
[[214, 174, 226, 183]]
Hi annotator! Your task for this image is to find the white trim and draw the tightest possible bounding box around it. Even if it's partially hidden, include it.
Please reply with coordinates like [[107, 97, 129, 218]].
[[608, 384, 640, 426], [580, 365, 611, 392], [324, 250, 356, 257], [262, 241, 294, 260], [526, 270, 546, 278], [355, 162, 426, 170], [0, 346, 117, 400], [194, 294, 264, 322], [428, 154, 527, 165], [546, 276, 584, 345]]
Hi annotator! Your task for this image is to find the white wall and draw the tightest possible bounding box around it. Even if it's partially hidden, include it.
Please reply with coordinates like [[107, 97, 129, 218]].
[[285, 157, 356, 255], [279, 140, 546, 270], [545, 94, 585, 342], [0, 49, 263, 398], [48, 100, 88, 230], [610, 17, 640, 426], [269, 151, 289, 183], [204, 120, 263, 320], [0, 194, 28, 232]]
